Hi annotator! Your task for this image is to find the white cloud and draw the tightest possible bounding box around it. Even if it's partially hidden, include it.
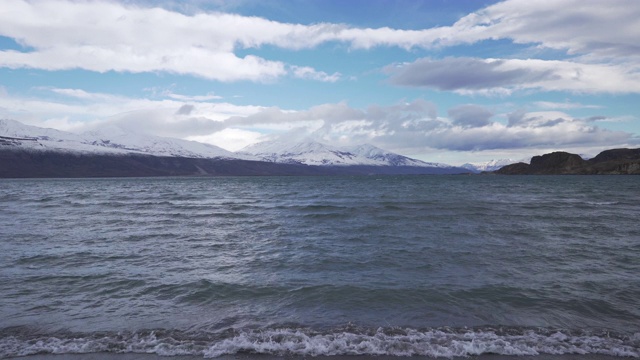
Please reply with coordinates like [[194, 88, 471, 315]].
[[534, 101, 602, 110], [1, 86, 636, 157], [1, 0, 637, 83], [422, 120, 631, 152], [0, 1, 305, 81], [591, 115, 636, 123], [0, 47, 287, 82], [388, 57, 640, 94], [49, 88, 115, 100], [0, 87, 265, 136], [291, 66, 341, 82], [167, 92, 222, 101], [448, 104, 494, 128], [203, 101, 635, 153], [187, 128, 264, 152], [446, 0, 640, 59], [0, 89, 639, 160]]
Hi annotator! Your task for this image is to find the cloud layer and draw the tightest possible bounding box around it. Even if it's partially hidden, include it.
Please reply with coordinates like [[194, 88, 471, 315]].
[[1, 86, 636, 158], [388, 58, 640, 94], [172, 99, 635, 153], [1, 0, 638, 87]]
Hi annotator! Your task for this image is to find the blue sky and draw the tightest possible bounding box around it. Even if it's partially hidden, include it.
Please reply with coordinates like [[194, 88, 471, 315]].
[[1, 0, 639, 165]]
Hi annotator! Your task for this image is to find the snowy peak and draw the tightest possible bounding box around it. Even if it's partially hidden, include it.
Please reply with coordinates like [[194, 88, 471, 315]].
[[345, 143, 449, 168], [239, 139, 455, 168], [1, 119, 80, 143], [2, 119, 464, 171], [1, 119, 116, 153], [0, 119, 243, 159], [239, 139, 359, 165], [243, 140, 332, 157], [461, 159, 518, 173], [81, 125, 242, 159]]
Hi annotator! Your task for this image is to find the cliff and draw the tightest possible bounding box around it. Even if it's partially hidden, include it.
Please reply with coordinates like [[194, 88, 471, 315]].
[[494, 148, 640, 175]]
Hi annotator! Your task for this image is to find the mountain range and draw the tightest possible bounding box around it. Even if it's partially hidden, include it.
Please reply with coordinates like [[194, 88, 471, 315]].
[[0, 119, 241, 159], [494, 149, 640, 175], [0, 119, 470, 177], [239, 139, 453, 168]]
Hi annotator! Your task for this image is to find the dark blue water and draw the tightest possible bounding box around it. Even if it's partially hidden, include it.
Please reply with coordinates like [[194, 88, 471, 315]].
[[1, 175, 639, 358]]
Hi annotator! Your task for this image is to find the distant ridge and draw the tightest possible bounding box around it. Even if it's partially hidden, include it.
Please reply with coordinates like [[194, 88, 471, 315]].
[[239, 139, 455, 169], [0, 151, 342, 178], [0, 119, 469, 177], [0, 119, 242, 159], [494, 148, 640, 175]]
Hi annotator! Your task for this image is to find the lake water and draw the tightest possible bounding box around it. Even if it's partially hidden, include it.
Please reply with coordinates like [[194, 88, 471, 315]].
[[1, 175, 639, 358]]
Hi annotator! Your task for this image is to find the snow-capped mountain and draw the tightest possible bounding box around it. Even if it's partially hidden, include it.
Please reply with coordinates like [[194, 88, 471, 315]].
[[1, 119, 467, 174], [0, 119, 243, 159], [461, 159, 519, 173], [81, 125, 246, 159], [347, 144, 451, 168], [238, 139, 453, 168]]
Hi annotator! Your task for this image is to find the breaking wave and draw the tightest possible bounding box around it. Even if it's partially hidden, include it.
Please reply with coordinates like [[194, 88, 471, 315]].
[[2, 326, 639, 358]]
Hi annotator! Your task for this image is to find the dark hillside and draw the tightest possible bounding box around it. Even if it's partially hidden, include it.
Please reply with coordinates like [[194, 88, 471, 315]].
[[494, 148, 640, 175], [0, 150, 468, 178]]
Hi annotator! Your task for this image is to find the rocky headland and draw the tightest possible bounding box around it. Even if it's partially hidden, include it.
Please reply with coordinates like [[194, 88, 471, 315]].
[[494, 148, 640, 175]]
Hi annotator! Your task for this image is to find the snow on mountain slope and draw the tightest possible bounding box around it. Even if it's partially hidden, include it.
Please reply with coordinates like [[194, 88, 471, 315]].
[[239, 140, 361, 165], [1, 119, 463, 170], [239, 139, 454, 168], [0, 119, 128, 154], [0, 119, 246, 159], [346, 144, 452, 168], [82, 125, 245, 159], [461, 159, 519, 172]]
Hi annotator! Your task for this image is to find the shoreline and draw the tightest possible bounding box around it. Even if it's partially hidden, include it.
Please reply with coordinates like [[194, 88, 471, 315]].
[[6, 353, 632, 360]]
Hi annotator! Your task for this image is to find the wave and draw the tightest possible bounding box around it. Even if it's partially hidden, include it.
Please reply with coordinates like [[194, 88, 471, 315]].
[[2, 326, 639, 358], [585, 201, 620, 206]]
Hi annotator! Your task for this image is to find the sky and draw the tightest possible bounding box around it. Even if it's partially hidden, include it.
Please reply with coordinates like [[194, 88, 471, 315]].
[[1, 0, 639, 165]]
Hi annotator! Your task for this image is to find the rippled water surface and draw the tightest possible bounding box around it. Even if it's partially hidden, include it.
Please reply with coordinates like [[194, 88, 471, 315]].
[[1, 175, 639, 358]]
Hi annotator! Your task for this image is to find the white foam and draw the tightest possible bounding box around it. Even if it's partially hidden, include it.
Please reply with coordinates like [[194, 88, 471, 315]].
[[203, 328, 640, 358], [586, 201, 619, 206], [1, 328, 639, 358]]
